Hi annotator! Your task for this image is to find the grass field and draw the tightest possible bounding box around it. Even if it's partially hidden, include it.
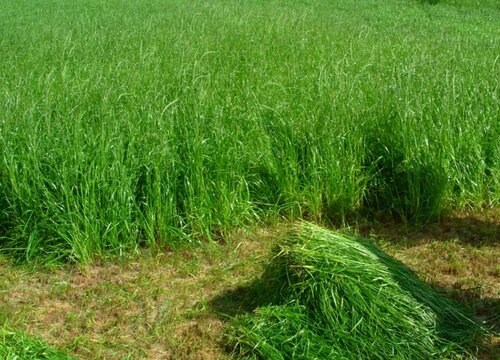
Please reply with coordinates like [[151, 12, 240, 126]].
[[1, 0, 498, 262], [0, 0, 499, 358]]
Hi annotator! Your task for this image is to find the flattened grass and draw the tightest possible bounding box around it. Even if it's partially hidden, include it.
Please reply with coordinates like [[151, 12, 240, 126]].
[[230, 223, 486, 359]]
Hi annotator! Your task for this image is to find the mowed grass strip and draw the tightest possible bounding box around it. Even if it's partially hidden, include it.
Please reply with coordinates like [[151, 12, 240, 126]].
[[1, 0, 499, 262], [0, 227, 278, 359], [0, 214, 498, 359]]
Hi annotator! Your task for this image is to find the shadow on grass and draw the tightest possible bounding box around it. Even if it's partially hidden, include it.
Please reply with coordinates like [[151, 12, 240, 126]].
[[359, 212, 499, 248], [443, 292, 500, 360], [438, 286, 500, 333], [208, 249, 287, 319], [208, 285, 261, 318]]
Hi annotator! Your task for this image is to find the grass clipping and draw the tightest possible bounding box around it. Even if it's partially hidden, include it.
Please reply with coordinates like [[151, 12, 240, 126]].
[[229, 223, 485, 359], [0, 326, 73, 360]]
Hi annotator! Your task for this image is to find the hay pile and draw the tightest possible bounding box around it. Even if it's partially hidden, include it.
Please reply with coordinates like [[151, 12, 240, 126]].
[[229, 223, 484, 359]]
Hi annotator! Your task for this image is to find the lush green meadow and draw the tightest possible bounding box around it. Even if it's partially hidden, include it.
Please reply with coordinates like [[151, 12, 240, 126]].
[[1, 0, 498, 263]]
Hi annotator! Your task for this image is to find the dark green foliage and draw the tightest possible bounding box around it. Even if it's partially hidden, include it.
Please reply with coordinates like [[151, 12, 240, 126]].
[[229, 223, 486, 359], [420, 0, 440, 5], [364, 124, 449, 222]]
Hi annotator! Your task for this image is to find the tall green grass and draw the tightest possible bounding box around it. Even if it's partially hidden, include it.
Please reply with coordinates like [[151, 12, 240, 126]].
[[1, 0, 498, 262], [229, 223, 486, 359]]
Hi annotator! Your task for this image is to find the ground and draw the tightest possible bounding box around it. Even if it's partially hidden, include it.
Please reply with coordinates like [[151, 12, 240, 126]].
[[0, 210, 498, 359]]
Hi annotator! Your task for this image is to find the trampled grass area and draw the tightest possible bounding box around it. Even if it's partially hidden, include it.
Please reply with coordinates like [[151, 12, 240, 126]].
[[1, 0, 499, 262]]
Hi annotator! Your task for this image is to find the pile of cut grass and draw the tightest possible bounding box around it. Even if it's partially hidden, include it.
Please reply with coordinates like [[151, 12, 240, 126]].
[[229, 223, 486, 359], [0, 326, 73, 360]]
